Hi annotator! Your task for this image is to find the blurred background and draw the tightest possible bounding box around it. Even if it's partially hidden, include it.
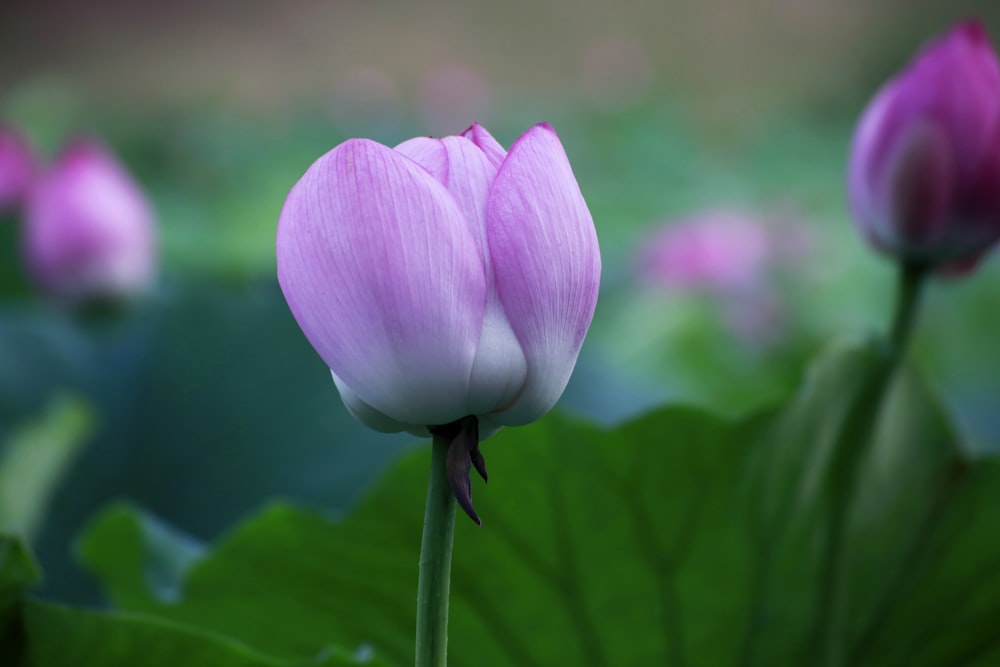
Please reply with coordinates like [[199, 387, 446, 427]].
[[1, 0, 999, 604]]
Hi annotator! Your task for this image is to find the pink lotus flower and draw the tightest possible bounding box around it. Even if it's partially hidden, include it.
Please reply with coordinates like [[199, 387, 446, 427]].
[[277, 123, 601, 439], [0, 126, 36, 215], [24, 139, 157, 301], [848, 19, 1000, 271]]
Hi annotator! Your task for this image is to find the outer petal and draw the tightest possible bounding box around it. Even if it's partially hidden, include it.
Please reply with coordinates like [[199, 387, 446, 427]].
[[880, 119, 953, 255], [395, 134, 529, 416], [476, 414, 504, 441], [277, 138, 485, 426], [848, 83, 895, 245], [955, 116, 1000, 259], [487, 124, 601, 425], [332, 371, 429, 436], [906, 21, 1000, 180]]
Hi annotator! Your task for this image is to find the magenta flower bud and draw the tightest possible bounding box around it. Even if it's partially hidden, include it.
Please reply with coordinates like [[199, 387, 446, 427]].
[[24, 139, 157, 302], [848, 20, 1000, 271], [277, 123, 601, 439], [0, 126, 36, 215]]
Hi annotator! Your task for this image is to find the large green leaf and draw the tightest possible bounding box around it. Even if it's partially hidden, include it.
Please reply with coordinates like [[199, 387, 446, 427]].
[[78, 340, 1000, 666], [0, 531, 387, 666], [0, 534, 41, 665], [21, 601, 392, 667]]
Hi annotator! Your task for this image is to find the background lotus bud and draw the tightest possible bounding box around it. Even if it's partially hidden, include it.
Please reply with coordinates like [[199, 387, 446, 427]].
[[24, 139, 157, 302], [636, 208, 794, 345], [277, 123, 601, 440], [848, 20, 1000, 271], [638, 209, 770, 293], [0, 126, 36, 215]]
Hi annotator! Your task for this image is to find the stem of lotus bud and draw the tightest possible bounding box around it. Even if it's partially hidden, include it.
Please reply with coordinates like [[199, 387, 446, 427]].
[[415, 424, 459, 667]]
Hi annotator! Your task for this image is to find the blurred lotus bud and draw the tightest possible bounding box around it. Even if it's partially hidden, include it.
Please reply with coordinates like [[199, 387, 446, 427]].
[[24, 139, 157, 302], [848, 20, 1000, 272], [0, 126, 36, 216], [637, 209, 800, 345], [638, 209, 770, 293]]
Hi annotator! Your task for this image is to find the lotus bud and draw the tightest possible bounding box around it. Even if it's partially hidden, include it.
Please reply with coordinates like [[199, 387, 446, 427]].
[[848, 20, 1000, 272], [24, 139, 157, 303], [277, 123, 601, 522], [0, 126, 36, 216]]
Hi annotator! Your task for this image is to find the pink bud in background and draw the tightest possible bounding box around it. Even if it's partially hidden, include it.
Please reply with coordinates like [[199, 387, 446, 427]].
[[24, 139, 157, 302], [848, 20, 1000, 272], [638, 209, 770, 293], [636, 208, 807, 345], [0, 126, 36, 215], [277, 123, 601, 439]]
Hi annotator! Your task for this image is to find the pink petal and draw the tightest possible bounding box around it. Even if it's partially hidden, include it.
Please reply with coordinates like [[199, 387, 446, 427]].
[[881, 119, 954, 253], [466, 301, 527, 416], [277, 138, 486, 426], [394, 135, 498, 272], [332, 371, 430, 436], [486, 124, 601, 425], [462, 123, 507, 169]]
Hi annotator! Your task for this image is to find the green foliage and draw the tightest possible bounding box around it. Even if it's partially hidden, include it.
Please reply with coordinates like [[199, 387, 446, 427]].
[[0, 396, 93, 542], [21, 601, 390, 667], [0, 533, 390, 665], [0, 534, 41, 664], [61, 340, 1000, 666], [0, 281, 412, 603], [0, 213, 31, 301]]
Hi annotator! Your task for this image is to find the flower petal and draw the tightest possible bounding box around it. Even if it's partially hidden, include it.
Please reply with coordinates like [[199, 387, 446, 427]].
[[331, 371, 410, 433], [466, 299, 527, 416], [332, 371, 429, 436], [462, 123, 507, 169], [277, 138, 486, 426], [881, 118, 954, 255], [394, 135, 498, 271], [486, 124, 601, 425]]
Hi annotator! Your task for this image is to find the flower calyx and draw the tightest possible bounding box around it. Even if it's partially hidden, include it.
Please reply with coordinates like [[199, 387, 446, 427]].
[[429, 415, 487, 526]]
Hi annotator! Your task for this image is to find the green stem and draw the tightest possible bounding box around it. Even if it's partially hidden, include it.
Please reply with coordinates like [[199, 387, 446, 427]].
[[415, 432, 458, 667], [815, 261, 927, 666], [887, 262, 927, 360]]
